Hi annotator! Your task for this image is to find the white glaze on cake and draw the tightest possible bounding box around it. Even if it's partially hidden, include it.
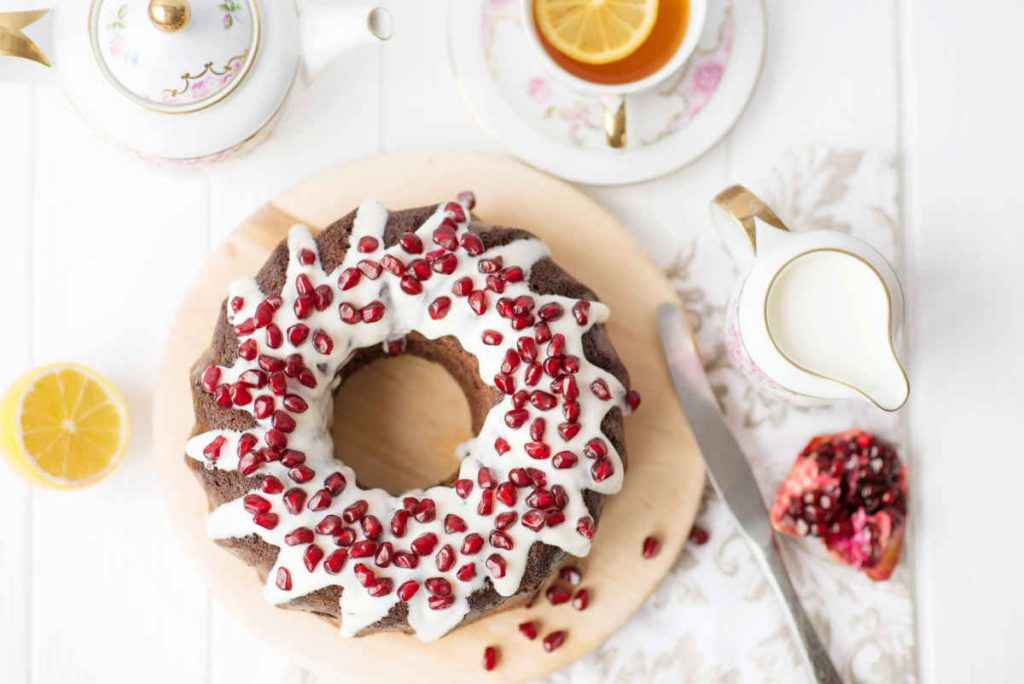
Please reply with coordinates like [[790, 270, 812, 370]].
[[185, 197, 636, 642]]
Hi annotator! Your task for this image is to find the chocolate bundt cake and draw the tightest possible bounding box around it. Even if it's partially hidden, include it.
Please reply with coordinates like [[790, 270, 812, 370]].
[[185, 194, 641, 641]]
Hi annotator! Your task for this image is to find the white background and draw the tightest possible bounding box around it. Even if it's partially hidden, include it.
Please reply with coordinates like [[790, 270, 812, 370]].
[[0, 1, 1021, 682]]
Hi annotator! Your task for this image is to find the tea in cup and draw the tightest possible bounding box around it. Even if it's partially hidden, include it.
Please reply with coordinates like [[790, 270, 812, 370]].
[[522, 0, 707, 147]]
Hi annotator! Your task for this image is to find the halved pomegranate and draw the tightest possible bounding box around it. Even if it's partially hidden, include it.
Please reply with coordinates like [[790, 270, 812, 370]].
[[769, 429, 907, 581]]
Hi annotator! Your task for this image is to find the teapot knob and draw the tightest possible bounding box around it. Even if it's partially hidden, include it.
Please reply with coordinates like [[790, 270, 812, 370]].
[[148, 0, 191, 33]]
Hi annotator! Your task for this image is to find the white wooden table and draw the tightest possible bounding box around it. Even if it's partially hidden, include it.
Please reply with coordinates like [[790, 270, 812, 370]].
[[1, 1, 1021, 682]]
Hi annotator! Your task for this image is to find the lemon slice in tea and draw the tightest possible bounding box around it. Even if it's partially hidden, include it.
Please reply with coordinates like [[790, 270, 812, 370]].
[[0, 364, 130, 489], [535, 0, 660, 65]]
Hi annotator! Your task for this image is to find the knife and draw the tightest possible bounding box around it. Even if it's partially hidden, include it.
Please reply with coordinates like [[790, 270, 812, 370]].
[[657, 303, 843, 684]]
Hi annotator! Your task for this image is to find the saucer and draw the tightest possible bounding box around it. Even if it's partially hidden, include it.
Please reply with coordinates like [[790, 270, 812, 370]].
[[448, 0, 765, 186]]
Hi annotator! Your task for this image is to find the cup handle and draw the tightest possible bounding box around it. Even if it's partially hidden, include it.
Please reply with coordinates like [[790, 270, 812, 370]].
[[602, 95, 626, 149], [710, 185, 789, 263], [0, 10, 51, 69]]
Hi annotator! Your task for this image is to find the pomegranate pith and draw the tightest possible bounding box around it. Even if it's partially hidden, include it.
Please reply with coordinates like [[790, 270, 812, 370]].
[[769, 429, 908, 581]]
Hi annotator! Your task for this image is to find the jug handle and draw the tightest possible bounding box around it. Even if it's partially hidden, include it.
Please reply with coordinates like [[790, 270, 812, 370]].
[[0, 10, 51, 69], [710, 185, 788, 264]]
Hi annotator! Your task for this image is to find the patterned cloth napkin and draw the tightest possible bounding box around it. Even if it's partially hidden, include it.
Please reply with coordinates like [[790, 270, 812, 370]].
[[542, 145, 915, 684]]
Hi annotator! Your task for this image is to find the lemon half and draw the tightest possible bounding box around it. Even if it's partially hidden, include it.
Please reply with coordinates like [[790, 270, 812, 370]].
[[536, 0, 660, 65], [0, 364, 130, 489]]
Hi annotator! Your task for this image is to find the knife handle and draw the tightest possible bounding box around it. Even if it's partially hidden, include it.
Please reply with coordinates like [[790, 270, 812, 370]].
[[755, 535, 844, 684]]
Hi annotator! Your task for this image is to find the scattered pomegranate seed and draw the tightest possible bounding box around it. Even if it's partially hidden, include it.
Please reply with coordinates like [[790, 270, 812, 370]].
[[275, 567, 292, 591], [642, 536, 660, 559], [572, 589, 589, 611], [689, 525, 710, 546], [546, 585, 571, 605], [518, 621, 538, 640], [559, 566, 582, 586], [542, 630, 566, 653], [482, 646, 499, 671], [397, 580, 420, 601]]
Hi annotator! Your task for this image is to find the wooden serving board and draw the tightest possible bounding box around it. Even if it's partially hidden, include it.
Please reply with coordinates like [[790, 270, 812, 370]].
[[154, 152, 705, 683]]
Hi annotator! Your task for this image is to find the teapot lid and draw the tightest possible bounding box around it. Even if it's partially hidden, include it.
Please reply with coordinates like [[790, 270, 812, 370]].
[[90, 0, 260, 114]]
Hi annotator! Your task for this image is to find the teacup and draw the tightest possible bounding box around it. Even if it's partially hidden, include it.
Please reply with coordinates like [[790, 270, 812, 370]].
[[520, 0, 707, 148]]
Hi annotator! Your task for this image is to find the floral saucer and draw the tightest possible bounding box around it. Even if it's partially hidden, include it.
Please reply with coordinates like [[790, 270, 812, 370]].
[[448, 0, 765, 185]]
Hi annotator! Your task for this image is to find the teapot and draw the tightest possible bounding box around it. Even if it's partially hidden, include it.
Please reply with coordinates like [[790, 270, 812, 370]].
[[0, 0, 393, 162], [712, 185, 910, 412]]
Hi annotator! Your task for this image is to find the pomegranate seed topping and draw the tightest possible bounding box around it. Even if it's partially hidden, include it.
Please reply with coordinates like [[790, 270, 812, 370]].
[[397, 580, 420, 601], [530, 418, 546, 441], [230, 296, 245, 313], [452, 277, 473, 297], [689, 525, 710, 546], [298, 248, 316, 265], [254, 512, 279, 529], [275, 567, 292, 591], [542, 356, 563, 379], [457, 191, 476, 209], [496, 482, 517, 507], [361, 515, 384, 539], [302, 544, 324, 572], [405, 498, 419, 514], [410, 258, 432, 281], [361, 301, 385, 323], [432, 253, 458, 275], [455, 479, 474, 499], [521, 510, 545, 531], [307, 489, 332, 512], [243, 494, 270, 515], [515, 336, 537, 361], [518, 621, 538, 640], [316, 515, 342, 535], [537, 302, 564, 322], [625, 389, 642, 412], [203, 436, 226, 461], [559, 566, 583, 586], [296, 274, 315, 297], [543, 631, 566, 653], [433, 227, 458, 251], [590, 379, 611, 400], [486, 554, 507, 579], [508, 468, 530, 487], [284, 353, 303, 377], [563, 401, 580, 423], [534, 322, 553, 344], [428, 594, 454, 610], [279, 448, 302, 466], [338, 268, 361, 291], [234, 318, 256, 337], [494, 437, 511, 455], [353, 563, 375, 587], [374, 541, 393, 567], [503, 266, 524, 282], [268, 372, 286, 395], [342, 500, 368, 524], [524, 363, 542, 387], [545, 510, 566, 527], [642, 536, 660, 559], [467, 290, 489, 315], [552, 451, 578, 469], [314, 285, 333, 311], [285, 527, 314, 546], [414, 498, 437, 523], [428, 296, 451, 320], [482, 646, 499, 672], [583, 438, 608, 459], [231, 383, 252, 406], [528, 489, 555, 508], [577, 516, 596, 539], [252, 395, 272, 420], [504, 409, 529, 429], [591, 459, 614, 482], [283, 488, 306, 514], [383, 337, 407, 356], [490, 530, 513, 550], [525, 442, 550, 460], [493, 372, 515, 395], [444, 514, 467, 534], [393, 551, 419, 569], [478, 467, 497, 489], [367, 578, 393, 597], [546, 585, 571, 605], [400, 233, 424, 254], [238, 451, 264, 476], [461, 533, 484, 554], [238, 339, 258, 360], [425, 576, 452, 596], [286, 323, 309, 347], [324, 472, 346, 495], [411, 532, 438, 556], [273, 410, 296, 433], [446, 201, 467, 222], [359, 259, 383, 280], [478, 257, 503, 274], [261, 475, 284, 494], [456, 563, 476, 581], [358, 236, 379, 253], [477, 488, 494, 516], [512, 389, 529, 408], [293, 296, 314, 320], [481, 329, 503, 345], [336, 528, 356, 547], [384, 510, 406, 538], [572, 300, 590, 325], [324, 549, 347, 574], [298, 370, 317, 388], [495, 511, 517, 530], [395, 581, 419, 602], [557, 422, 581, 441], [281, 395, 307, 414], [350, 540, 378, 558], [484, 274, 505, 294], [400, 276, 422, 295], [530, 391, 556, 411], [201, 366, 221, 393], [496, 297, 514, 318], [561, 375, 579, 400]]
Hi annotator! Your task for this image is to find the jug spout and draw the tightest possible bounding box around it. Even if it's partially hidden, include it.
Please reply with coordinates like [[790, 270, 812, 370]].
[[710, 185, 790, 266], [299, 1, 393, 80], [857, 351, 910, 412]]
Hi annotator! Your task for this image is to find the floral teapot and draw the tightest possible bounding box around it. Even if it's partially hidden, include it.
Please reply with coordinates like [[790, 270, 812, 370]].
[[0, 0, 392, 162]]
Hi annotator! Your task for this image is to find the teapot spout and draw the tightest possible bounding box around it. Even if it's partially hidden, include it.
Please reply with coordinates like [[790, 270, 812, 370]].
[[299, 1, 393, 80]]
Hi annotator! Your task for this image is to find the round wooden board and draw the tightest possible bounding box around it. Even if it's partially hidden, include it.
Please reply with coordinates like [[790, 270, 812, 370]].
[[154, 152, 705, 682]]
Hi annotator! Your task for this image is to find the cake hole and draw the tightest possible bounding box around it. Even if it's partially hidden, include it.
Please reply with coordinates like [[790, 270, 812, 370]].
[[331, 354, 472, 496]]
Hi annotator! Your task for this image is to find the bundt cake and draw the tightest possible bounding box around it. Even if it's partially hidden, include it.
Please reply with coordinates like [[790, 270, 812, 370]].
[[184, 194, 640, 641]]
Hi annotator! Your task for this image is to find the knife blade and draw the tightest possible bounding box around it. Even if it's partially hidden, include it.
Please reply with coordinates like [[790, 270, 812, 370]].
[[657, 302, 843, 684]]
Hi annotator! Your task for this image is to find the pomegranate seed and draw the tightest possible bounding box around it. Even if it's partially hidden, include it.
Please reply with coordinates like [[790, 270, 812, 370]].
[[512, 389, 529, 408], [302, 544, 324, 573], [342, 500, 368, 524], [230, 296, 245, 313], [542, 630, 566, 653], [251, 395, 273, 420], [350, 540, 378, 558], [383, 337, 406, 356], [339, 268, 361, 291], [524, 363, 542, 387], [505, 409, 529, 429], [481, 330, 503, 345], [324, 549, 347, 574], [446, 201, 467, 222], [385, 510, 406, 537], [361, 301, 385, 323], [203, 436, 226, 461], [433, 227, 458, 251], [432, 253, 458, 274], [285, 527, 314, 546], [496, 482, 517, 506], [485, 273, 505, 293], [411, 532, 438, 556], [286, 323, 309, 346], [397, 580, 420, 601], [552, 451, 577, 469], [452, 276, 473, 297], [243, 494, 270, 515], [521, 510, 545, 531], [479, 257, 503, 274], [428, 594, 454, 610], [457, 191, 476, 210], [483, 646, 499, 672], [490, 530, 513, 550], [314, 285, 333, 311], [234, 318, 256, 337], [201, 366, 221, 393], [590, 379, 611, 400], [591, 459, 614, 482], [518, 621, 538, 640], [298, 370, 317, 388], [353, 563, 375, 587], [361, 515, 384, 539], [307, 489, 332, 512], [563, 401, 580, 423], [358, 236, 379, 253], [414, 498, 437, 523], [517, 337, 538, 361], [642, 536, 660, 559], [275, 567, 292, 591], [478, 467, 497, 489], [545, 510, 566, 527], [461, 533, 484, 554], [496, 298, 513, 318], [400, 233, 423, 254], [375, 541, 393, 567], [428, 296, 451, 320], [572, 300, 590, 325], [625, 389, 642, 412], [253, 511, 279, 531], [584, 438, 607, 459], [535, 322, 552, 343], [495, 511, 517, 530], [324, 472, 346, 495], [456, 563, 476, 581], [689, 525, 710, 546], [477, 489, 494, 516], [311, 330, 333, 355], [336, 528, 356, 547], [231, 384, 252, 406], [468, 290, 488, 315], [283, 488, 306, 514], [394, 551, 419, 569], [425, 577, 452, 596], [561, 375, 579, 400], [494, 373, 515, 395], [316, 515, 342, 535], [445, 514, 467, 533], [358, 259, 383, 280], [529, 418, 546, 441], [298, 248, 316, 265], [261, 475, 283, 494], [282, 394, 307, 414], [494, 437, 511, 455], [537, 302, 564, 321], [238, 339, 258, 360], [293, 296, 314, 320], [272, 411, 296, 433], [525, 442, 550, 460], [400, 276, 422, 295], [509, 468, 531, 487], [546, 585, 571, 605], [410, 258, 432, 280], [577, 516, 596, 539], [455, 479, 473, 499], [367, 578, 393, 597], [558, 422, 581, 441], [530, 391, 556, 411], [486, 553, 507, 579]]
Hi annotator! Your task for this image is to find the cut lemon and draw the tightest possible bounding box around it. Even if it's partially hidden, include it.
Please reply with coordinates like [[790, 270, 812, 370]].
[[535, 0, 659, 65], [0, 364, 129, 489]]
